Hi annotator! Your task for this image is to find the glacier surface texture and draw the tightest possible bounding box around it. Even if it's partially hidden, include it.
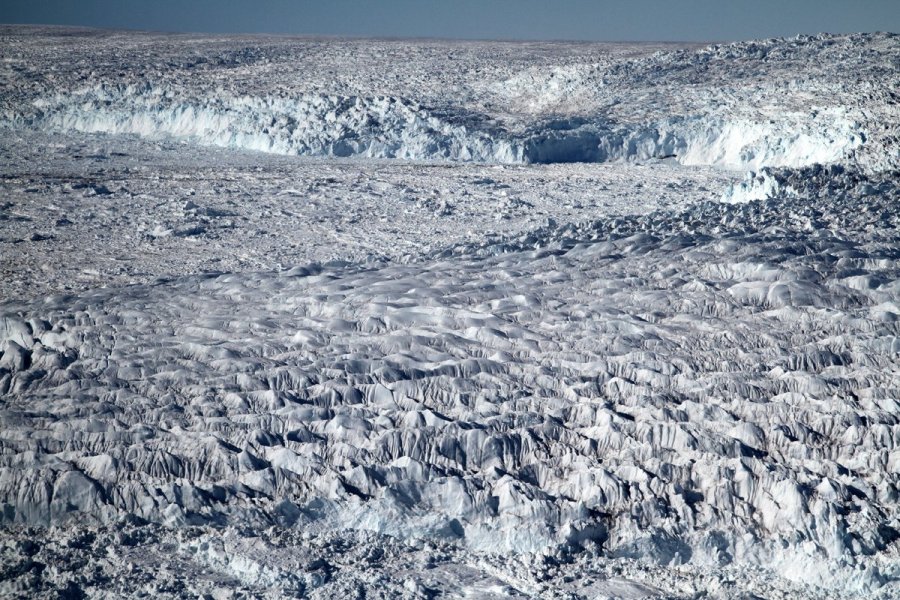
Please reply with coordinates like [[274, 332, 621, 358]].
[[0, 27, 899, 599]]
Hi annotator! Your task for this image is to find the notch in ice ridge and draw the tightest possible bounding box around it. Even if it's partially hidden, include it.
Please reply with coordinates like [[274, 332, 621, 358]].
[[520, 114, 865, 169], [8, 85, 865, 169]]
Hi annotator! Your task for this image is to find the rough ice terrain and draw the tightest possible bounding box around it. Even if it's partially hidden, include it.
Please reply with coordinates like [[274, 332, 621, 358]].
[[0, 27, 899, 599]]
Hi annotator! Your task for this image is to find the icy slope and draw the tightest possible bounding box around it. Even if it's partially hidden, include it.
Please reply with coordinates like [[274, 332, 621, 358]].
[[1, 166, 898, 595]]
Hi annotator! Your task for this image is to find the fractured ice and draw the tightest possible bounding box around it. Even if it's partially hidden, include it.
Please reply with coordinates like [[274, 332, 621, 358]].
[[0, 26, 898, 599]]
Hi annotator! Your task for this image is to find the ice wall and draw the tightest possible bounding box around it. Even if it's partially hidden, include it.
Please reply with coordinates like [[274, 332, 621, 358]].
[[5, 85, 865, 170]]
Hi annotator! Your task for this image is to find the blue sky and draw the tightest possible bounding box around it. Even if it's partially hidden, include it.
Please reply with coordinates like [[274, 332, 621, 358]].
[[3, 0, 898, 41]]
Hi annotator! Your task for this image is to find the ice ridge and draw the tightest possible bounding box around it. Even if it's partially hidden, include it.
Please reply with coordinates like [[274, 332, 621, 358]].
[[4, 84, 865, 169]]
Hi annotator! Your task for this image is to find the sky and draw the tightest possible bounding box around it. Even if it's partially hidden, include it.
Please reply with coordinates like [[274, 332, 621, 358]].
[[2, 0, 898, 42]]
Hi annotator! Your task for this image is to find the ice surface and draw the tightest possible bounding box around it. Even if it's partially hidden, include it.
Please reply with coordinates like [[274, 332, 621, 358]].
[[0, 129, 735, 300], [1, 27, 899, 599]]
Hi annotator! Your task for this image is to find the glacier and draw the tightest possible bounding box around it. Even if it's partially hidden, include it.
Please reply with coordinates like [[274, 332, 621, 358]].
[[0, 26, 898, 599]]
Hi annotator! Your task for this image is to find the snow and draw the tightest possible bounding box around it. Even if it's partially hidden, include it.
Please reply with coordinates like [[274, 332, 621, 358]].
[[0, 26, 899, 599]]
